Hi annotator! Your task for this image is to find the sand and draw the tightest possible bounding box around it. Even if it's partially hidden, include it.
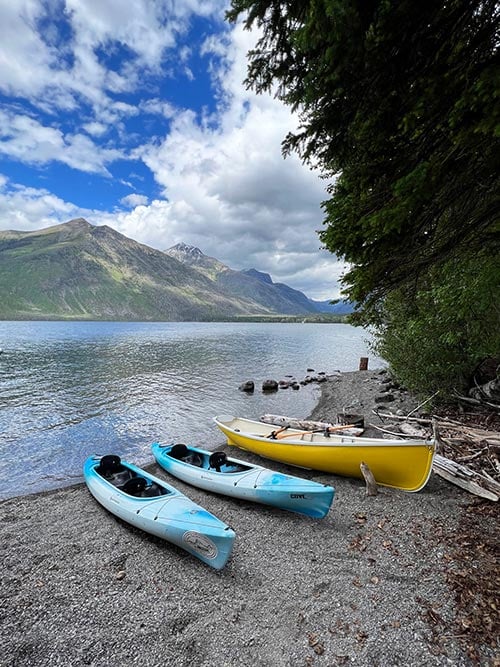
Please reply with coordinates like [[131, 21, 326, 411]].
[[0, 371, 496, 667]]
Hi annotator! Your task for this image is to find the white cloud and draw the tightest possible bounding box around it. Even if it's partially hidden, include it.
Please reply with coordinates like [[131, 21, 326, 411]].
[[120, 193, 149, 208], [82, 121, 108, 137], [0, 110, 123, 174], [0, 0, 226, 123], [0, 177, 90, 230], [0, 6, 344, 301], [117, 23, 342, 300]]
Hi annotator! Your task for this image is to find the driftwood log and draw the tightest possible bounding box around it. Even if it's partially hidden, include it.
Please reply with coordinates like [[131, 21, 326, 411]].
[[372, 410, 500, 500], [433, 454, 500, 501], [263, 410, 500, 501]]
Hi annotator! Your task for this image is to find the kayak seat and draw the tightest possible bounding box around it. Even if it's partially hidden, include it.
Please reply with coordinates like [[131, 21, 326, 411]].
[[170, 444, 203, 468], [122, 477, 147, 496], [140, 482, 166, 497], [97, 454, 122, 475], [209, 451, 227, 472], [170, 444, 188, 459], [185, 453, 203, 467], [97, 454, 134, 487]]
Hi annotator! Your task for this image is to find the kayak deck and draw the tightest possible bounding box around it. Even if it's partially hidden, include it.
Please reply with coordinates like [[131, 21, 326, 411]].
[[83, 454, 236, 569], [152, 442, 335, 518]]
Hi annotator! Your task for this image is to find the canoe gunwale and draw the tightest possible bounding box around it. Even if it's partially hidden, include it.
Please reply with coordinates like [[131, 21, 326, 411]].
[[213, 417, 435, 493], [214, 417, 434, 449]]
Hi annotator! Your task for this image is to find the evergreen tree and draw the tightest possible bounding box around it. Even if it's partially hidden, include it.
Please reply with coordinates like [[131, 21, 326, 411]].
[[228, 0, 499, 395]]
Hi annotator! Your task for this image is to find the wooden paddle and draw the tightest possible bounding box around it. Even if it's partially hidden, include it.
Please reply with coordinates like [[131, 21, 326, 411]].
[[272, 424, 356, 440], [266, 424, 290, 439]]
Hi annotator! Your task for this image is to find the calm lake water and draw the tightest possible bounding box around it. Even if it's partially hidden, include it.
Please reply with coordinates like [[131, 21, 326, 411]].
[[0, 321, 384, 499]]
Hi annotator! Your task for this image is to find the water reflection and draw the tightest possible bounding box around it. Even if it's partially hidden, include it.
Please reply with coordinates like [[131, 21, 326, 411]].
[[0, 321, 384, 498]]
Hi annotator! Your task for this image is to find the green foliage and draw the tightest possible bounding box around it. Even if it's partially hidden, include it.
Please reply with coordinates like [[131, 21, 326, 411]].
[[372, 252, 500, 397], [229, 0, 500, 396]]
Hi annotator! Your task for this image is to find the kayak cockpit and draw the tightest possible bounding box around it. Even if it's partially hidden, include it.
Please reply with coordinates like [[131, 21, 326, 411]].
[[167, 444, 251, 474], [95, 454, 169, 498]]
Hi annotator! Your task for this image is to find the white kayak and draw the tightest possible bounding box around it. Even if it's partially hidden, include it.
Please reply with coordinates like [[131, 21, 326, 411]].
[[83, 454, 235, 570], [151, 443, 334, 518]]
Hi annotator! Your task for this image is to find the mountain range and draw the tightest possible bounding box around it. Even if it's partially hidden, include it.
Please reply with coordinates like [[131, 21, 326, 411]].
[[0, 219, 352, 321]]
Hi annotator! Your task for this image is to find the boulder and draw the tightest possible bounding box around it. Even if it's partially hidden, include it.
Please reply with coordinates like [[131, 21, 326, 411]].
[[239, 380, 255, 393], [262, 379, 279, 392], [374, 393, 395, 403]]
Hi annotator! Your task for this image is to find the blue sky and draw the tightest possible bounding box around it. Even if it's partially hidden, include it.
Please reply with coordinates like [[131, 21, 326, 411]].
[[0, 0, 345, 300]]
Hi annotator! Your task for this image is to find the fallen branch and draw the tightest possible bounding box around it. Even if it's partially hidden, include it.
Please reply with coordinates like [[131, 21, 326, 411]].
[[372, 409, 433, 425], [406, 391, 440, 418], [453, 392, 500, 412], [432, 419, 446, 456], [456, 447, 489, 463], [368, 423, 423, 439]]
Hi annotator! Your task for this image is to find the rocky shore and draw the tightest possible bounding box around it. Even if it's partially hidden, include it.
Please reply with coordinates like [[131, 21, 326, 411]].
[[1, 371, 497, 667]]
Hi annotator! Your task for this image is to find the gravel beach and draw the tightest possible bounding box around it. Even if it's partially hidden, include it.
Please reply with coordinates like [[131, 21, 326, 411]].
[[1, 371, 497, 667]]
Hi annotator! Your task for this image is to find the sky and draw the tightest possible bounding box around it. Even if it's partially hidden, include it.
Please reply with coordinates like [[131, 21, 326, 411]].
[[0, 0, 346, 300]]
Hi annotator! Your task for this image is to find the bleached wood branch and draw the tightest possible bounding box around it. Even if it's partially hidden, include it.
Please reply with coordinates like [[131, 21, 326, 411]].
[[260, 414, 364, 436], [406, 391, 440, 418], [372, 409, 433, 424], [368, 423, 422, 438], [433, 454, 500, 501], [453, 392, 500, 412]]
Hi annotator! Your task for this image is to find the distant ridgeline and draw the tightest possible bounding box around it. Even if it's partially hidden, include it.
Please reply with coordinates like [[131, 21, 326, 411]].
[[0, 219, 353, 321]]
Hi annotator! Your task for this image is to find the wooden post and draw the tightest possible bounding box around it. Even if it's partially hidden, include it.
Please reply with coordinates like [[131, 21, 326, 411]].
[[359, 357, 368, 371]]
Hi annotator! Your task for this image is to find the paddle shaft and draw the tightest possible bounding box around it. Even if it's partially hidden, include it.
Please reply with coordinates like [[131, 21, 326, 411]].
[[272, 424, 356, 440], [266, 424, 290, 438]]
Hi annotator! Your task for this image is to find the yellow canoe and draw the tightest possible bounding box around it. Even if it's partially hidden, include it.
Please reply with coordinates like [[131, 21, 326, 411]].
[[213, 416, 435, 492]]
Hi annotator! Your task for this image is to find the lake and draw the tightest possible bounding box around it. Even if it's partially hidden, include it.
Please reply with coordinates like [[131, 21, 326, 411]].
[[0, 321, 384, 499]]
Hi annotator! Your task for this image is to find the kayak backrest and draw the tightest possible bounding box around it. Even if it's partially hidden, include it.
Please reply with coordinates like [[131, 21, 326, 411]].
[[170, 443, 203, 468], [96, 454, 134, 487], [170, 444, 188, 460], [97, 454, 122, 476], [122, 477, 147, 496], [209, 451, 227, 472]]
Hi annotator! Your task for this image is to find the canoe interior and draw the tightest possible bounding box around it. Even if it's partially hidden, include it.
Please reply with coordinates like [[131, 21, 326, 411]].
[[214, 416, 435, 493]]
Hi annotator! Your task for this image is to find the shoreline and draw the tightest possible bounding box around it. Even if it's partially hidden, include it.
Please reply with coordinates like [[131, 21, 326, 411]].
[[1, 371, 497, 666]]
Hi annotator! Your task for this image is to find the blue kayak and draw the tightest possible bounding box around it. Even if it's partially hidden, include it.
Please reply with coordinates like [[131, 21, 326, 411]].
[[83, 454, 235, 570], [151, 443, 335, 518]]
